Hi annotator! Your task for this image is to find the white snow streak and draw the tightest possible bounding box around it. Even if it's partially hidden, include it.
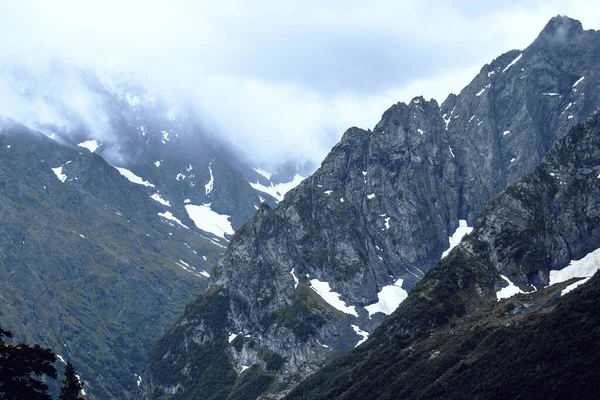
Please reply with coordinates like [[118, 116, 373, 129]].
[[309, 279, 358, 317], [351, 325, 369, 347], [476, 84, 491, 97], [549, 247, 600, 296], [572, 76, 585, 88], [158, 211, 189, 229], [441, 220, 473, 258], [290, 268, 299, 289], [205, 162, 215, 195], [502, 53, 523, 73], [151, 193, 170, 207], [115, 167, 155, 187]]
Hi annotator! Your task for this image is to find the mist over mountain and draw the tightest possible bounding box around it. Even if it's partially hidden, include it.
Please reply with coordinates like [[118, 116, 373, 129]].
[[2, 4, 600, 400]]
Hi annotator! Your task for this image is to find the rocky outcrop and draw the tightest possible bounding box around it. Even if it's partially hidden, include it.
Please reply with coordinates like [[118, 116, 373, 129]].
[[141, 16, 600, 399], [287, 107, 600, 400]]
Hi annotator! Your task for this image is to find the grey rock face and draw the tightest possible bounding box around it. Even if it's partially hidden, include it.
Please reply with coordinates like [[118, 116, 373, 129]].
[[141, 16, 600, 399], [286, 107, 600, 400]]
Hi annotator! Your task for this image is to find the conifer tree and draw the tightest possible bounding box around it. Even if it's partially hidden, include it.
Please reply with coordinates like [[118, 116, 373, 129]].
[[0, 326, 57, 400], [59, 361, 84, 400]]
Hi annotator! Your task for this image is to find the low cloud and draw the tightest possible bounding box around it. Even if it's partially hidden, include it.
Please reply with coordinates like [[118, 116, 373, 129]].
[[0, 0, 598, 164]]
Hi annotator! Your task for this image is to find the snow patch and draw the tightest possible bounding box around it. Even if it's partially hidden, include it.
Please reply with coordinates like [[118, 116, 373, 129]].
[[364, 278, 408, 317], [290, 268, 299, 289], [441, 220, 473, 258], [549, 247, 600, 295], [496, 275, 524, 301], [309, 279, 358, 317], [476, 84, 491, 97], [417, 128, 424, 135], [572, 76, 584, 88], [199, 270, 210, 278], [185, 204, 234, 239], [158, 211, 189, 229], [249, 174, 305, 202], [52, 166, 67, 183], [115, 167, 155, 187], [78, 140, 100, 152], [161, 130, 170, 144], [228, 333, 239, 343], [324, 190, 333, 195], [503, 130, 511, 136], [384, 217, 391, 230], [154, 161, 161, 167], [502, 53, 523, 73], [151, 193, 170, 207], [351, 325, 369, 347], [449, 146, 455, 158], [205, 161, 215, 195], [367, 193, 376, 199]]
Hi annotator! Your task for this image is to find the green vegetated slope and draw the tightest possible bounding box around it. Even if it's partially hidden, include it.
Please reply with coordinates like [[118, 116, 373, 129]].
[[286, 110, 600, 399], [0, 120, 221, 398]]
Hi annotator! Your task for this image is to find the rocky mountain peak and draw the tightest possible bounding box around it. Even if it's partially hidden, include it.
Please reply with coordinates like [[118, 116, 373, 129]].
[[534, 15, 585, 46], [140, 16, 600, 400]]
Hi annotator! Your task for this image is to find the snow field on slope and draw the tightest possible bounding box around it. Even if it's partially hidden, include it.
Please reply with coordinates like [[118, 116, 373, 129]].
[[441, 220, 473, 258], [496, 275, 524, 301], [549, 247, 600, 295], [185, 203, 234, 239], [309, 279, 358, 317], [249, 174, 305, 202], [78, 140, 100, 152], [115, 167, 155, 187], [364, 278, 408, 316]]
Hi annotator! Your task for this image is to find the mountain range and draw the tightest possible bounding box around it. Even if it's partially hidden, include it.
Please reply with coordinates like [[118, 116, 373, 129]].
[[139, 15, 600, 399], [1, 14, 599, 400], [0, 67, 310, 398]]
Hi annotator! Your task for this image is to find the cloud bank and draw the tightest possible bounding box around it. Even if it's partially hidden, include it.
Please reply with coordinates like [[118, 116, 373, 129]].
[[0, 0, 598, 164]]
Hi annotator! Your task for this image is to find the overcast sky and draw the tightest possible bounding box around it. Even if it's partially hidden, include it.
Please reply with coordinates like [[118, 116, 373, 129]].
[[0, 0, 599, 165]]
